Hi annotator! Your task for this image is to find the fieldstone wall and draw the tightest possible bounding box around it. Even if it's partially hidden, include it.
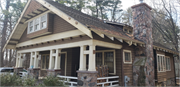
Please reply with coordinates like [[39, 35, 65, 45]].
[[47, 69, 61, 76], [77, 71, 98, 87], [131, 3, 155, 86]]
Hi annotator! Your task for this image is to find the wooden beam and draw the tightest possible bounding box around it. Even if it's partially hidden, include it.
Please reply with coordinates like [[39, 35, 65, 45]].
[[37, 9, 43, 13], [116, 38, 123, 43], [8, 43, 16, 45], [94, 32, 104, 38], [106, 35, 114, 41], [133, 42, 137, 46], [125, 40, 132, 46], [32, 12, 38, 15]]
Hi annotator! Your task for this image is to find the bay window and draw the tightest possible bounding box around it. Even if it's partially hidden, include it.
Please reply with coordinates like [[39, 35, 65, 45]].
[[96, 50, 116, 74], [28, 14, 47, 34]]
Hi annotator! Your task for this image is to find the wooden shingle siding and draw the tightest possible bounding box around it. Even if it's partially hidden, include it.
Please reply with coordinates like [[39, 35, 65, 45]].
[[121, 42, 135, 86], [53, 15, 76, 34], [115, 49, 122, 85], [24, 0, 43, 16]]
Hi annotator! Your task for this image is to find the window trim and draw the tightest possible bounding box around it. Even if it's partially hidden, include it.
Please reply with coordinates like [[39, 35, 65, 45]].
[[123, 50, 132, 64], [95, 50, 116, 75], [165, 56, 171, 71], [27, 14, 47, 34], [157, 54, 166, 72]]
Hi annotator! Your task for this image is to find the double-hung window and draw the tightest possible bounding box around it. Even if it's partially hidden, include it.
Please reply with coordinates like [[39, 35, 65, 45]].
[[29, 21, 34, 33], [28, 14, 47, 34], [157, 54, 166, 72], [41, 14, 47, 29], [34, 18, 40, 31], [166, 57, 171, 71], [95, 50, 116, 74], [123, 50, 132, 64]]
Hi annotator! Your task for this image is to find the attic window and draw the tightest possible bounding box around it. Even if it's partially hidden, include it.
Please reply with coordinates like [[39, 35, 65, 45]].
[[124, 29, 127, 32], [28, 14, 47, 34], [129, 30, 132, 34]]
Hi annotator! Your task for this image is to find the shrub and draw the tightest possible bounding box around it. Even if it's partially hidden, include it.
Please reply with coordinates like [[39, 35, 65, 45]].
[[0, 73, 23, 86], [23, 77, 36, 86], [42, 75, 64, 86]]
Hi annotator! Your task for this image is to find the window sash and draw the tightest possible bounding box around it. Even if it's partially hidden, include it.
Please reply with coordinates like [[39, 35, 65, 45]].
[[28, 14, 47, 34], [157, 54, 166, 72], [123, 50, 132, 63]]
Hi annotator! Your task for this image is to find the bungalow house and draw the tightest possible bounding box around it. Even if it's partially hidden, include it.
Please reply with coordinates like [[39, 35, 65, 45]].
[[3, 0, 179, 86]]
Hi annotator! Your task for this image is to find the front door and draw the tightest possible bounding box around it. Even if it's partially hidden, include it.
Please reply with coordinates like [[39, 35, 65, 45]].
[[60, 53, 66, 76]]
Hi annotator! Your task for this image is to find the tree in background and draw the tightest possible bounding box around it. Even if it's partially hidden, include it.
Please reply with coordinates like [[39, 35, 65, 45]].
[[152, 0, 180, 51], [0, 0, 27, 67], [55, 0, 123, 21]]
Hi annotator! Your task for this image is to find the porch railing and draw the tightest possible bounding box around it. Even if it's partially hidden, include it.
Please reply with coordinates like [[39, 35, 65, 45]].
[[57, 75, 77, 86], [97, 76, 119, 87], [57, 75, 119, 87]]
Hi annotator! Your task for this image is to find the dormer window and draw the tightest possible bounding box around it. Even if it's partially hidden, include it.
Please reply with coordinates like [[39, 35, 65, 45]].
[[28, 14, 47, 34]]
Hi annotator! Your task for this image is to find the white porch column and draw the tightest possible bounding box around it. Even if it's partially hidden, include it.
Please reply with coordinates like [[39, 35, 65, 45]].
[[79, 45, 87, 71], [54, 49, 61, 69], [29, 52, 33, 68], [15, 53, 18, 67], [34, 51, 39, 68], [49, 49, 55, 69], [18, 53, 22, 67], [88, 45, 96, 71]]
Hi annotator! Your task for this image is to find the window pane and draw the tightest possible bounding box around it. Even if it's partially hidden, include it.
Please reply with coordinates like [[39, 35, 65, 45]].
[[163, 56, 165, 71], [104, 52, 114, 73], [35, 24, 39, 31], [46, 55, 49, 69], [41, 21, 46, 29], [96, 52, 102, 66], [125, 52, 130, 62], [160, 56, 163, 71]]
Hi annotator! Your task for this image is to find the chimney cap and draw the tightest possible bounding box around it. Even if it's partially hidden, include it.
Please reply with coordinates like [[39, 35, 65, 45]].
[[131, 3, 152, 10]]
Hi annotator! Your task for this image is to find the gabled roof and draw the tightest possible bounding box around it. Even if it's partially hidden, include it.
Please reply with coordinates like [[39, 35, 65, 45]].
[[3, 0, 179, 55]]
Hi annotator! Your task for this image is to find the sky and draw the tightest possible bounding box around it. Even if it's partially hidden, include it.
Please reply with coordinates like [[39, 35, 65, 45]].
[[121, 0, 152, 10]]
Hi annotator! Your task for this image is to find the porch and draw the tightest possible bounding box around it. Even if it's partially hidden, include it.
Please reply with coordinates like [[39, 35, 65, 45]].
[[15, 40, 122, 86]]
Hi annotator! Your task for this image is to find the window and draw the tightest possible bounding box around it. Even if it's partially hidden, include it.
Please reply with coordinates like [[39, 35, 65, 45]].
[[29, 21, 34, 33], [28, 14, 47, 33], [34, 18, 40, 31], [166, 57, 171, 71], [95, 50, 116, 74], [41, 14, 47, 29], [157, 54, 166, 72], [41, 54, 49, 69], [123, 50, 132, 64]]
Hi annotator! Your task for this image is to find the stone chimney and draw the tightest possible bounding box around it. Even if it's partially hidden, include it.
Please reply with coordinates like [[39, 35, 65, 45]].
[[131, 3, 155, 86]]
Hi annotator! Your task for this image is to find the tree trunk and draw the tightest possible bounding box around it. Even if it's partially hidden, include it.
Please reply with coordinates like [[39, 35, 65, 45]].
[[0, 0, 10, 67]]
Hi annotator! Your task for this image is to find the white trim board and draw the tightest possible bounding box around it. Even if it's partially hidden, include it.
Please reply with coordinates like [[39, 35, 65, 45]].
[[16, 30, 85, 47], [17, 40, 122, 53]]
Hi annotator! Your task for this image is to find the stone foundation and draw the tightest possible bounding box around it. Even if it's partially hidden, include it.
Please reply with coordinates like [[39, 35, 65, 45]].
[[47, 69, 61, 76], [14, 67, 23, 75], [77, 71, 98, 87], [166, 78, 175, 86], [28, 68, 40, 79]]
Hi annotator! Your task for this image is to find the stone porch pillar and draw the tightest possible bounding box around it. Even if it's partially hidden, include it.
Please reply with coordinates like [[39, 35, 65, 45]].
[[14, 53, 23, 75], [28, 51, 40, 79], [77, 45, 98, 86], [47, 49, 61, 76]]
